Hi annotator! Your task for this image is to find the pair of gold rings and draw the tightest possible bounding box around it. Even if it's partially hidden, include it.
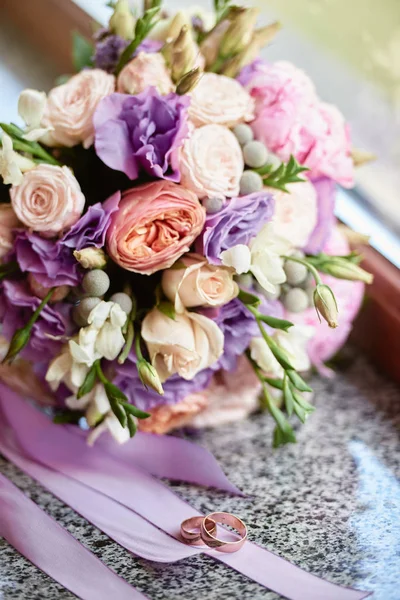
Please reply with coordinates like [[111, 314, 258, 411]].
[[180, 512, 247, 553]]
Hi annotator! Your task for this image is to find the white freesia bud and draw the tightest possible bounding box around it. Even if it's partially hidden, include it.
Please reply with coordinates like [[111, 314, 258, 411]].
[[73, 247, 107, 269], [18, 89, 46, 129], [95, 320, 126, 361], [87, 413, 131, 446], [109, 0, 136, 40], [85, 384, 111, 427], [138, 360, 164, 395], [0, 133, 35, 185]]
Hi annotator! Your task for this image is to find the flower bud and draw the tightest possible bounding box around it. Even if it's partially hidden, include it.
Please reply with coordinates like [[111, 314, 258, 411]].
[[74, 247, 107, 270], [220, 7, 259, 58], [176, 67, 203, 95], [109, 0, 136, 40], [322, 259, 373, 284], [2, 327, 31, 364], [164, 24, 199, 82], [165, 11, 191, 41], [252, 21, 282, 48], [313, 284, 338, 329], [138, 359, 164, 395], [18, 89, 46, 129]]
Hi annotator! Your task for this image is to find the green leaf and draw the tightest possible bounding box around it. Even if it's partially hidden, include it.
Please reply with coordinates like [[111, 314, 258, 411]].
[[115, 5, 161, 74], [292, 390, 315, 414], [72, 31, 94, 71], [273, 424, 296, 448], [55, 74, 71, 86], [293, 402, 307, 424], [109, 397, 127, 428], [264, 377, 284, 390], [287, 370, 313, 393], [257, 314, 293, 332], [283, 374, 294, 417], [104, 381, 129, 404], [121, 402, 150, 420], [264, 335, 294, 371], [238, 289, 261, 308], [157, 301, 176, 320], [77, 363, 97, 399], [127, 414, 137, 437], [261, 154, 309, 193]]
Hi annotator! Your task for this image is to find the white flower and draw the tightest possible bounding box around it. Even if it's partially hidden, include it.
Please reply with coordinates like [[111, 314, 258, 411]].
[[0, 133, 35, 185], [66, 384, 131, 446], [18, 88, 53, 142], [250, 325, 315, 378], [45, 346, 89, 392], [220, 222, 293, 293]]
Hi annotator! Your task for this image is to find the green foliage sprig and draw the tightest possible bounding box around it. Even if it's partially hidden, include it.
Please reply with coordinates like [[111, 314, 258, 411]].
[[0, 123, 60, 166], [115, 6, 161, 74], [255, 155, 309, 193]]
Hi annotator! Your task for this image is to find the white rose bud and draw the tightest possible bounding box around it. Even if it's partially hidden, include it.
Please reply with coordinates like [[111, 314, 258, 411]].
[[313, 284, 339, 329], [138, 360, 164, 395], [74, 247, 107, 270]]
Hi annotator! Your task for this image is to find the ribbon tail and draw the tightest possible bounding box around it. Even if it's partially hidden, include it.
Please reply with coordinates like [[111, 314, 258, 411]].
[[0, 425, 199, 564], [83, 428, 245, 496], [0, 472, 147, 600]]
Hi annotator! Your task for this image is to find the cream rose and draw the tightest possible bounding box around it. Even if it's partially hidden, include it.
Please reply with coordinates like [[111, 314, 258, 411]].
[[141, 308, 224, 382], [0, 204, 19, 259], [117, 52, 174, 95], [270, 181, 318, 248], [162, 253, 238, 312], [43, 69, 115, 148], [179, 124, 243, 199], [10, 164, 85, 237], [189, 72, 254, 127]]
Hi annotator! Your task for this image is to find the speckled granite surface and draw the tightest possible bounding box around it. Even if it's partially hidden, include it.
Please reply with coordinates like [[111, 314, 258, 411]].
[[0, 352, 399, 600]]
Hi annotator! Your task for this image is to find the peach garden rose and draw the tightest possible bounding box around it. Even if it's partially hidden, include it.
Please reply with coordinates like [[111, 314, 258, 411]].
[[106, 181, 206, 275], [141, 307, 224, 381], [179, 124, 244, 199], [10, 164, 85, 238], [162, 253, 239, 312], [43, 69, 115, 148]]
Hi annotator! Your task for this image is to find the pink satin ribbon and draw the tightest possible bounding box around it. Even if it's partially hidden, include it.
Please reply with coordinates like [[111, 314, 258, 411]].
[[0, 472, 147, 600], [0, 387, 371, 600]]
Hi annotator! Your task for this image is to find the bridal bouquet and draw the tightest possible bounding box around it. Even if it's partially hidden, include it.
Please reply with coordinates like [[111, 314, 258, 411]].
[[0, 0, 372, 447]]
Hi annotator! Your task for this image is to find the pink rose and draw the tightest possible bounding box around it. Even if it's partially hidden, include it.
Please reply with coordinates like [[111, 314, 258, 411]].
[[117, 52, 174, 95], [270, 180, 318, 248], [141, 307, 224, 381], [245, 61, 354, 186], [43, 69, 115, 148], [10, 164, 85, 237], [179, 124, 244, 199], [287, 226, 364, 373], [189, 73, 254, 127], [162, 253, 238, 312], [0, 204, 19, 259], [138, 393, 208, 434], [106, 181, 206, 275]]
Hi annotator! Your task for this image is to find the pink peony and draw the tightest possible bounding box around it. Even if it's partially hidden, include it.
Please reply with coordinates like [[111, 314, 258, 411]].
[[106, 181, 206, 275], [117, 52, 174, 95], [0, 204, 19, 259], [189, 73, 254, 128], [179, 124, 244, 199], [286, 226, 364, 373], [244, 61, 354, 187], [43, 69, 115, 148], [10, 164, 85, 238]]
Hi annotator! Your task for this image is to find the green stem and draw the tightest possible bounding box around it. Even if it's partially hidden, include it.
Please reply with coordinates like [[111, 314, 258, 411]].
[[95, 361, 108, 385], [282, 255, 323, 286], [208, 54, 228, 73], [118, 321, 134, 365], [135, 330, 144, 361], [27, 288, 55, 328]]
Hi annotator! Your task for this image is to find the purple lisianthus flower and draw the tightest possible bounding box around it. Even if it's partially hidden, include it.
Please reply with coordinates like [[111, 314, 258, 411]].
[[305, 177, 336, 254], [61, 190, 120, 251], [0, 280, 68, 361], [93, 29, 162, 73], [111, 353, 213, 412], [237, 58, 268, 87], [13, 230, 80, 288], [203, 297, 283, 372], [94, 88, 190, 182], [196, 191, 275, 264]]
